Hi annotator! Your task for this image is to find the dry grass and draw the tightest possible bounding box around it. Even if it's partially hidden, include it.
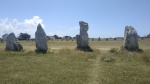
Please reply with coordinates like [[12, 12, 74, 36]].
[[0, 49, 99, 84], [0, 38, 150, 84], [0, 38, 148, 51], [99, 50, 150, 84]]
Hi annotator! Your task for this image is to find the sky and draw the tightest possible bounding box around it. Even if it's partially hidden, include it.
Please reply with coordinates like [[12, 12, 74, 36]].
[[0, 0, 150, 38]]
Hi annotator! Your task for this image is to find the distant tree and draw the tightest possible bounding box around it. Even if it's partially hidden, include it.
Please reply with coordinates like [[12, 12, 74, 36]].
[[141, 37, 144, 40], [63, 36, 72, 41], [18, 33, 30, 40], [106, 38, 108, 41], [98, 37, 101, 41], [147, 33, 150, 37], [73, 37, 76, 39], [92, 38, 94, 41], [114, 38, 116, 40], [54, 35, 59, 39], [64, 36, 72, 39]]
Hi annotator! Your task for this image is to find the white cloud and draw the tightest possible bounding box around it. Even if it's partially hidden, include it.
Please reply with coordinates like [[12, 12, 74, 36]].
[[0, 16, 44, 38]]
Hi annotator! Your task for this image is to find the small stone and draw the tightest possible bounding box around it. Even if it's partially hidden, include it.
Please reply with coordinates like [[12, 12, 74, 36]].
[[76, 35, 81, 48], [2, 33, 8, 41], [14, 42, 23, 51], [124, 26, 139, 51], [6, 33, 23, 51], [35, 23, 48, 53]]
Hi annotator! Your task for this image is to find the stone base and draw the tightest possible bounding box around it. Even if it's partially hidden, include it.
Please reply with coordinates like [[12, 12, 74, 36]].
[[6, 42, 23, 51], [124, 47, 143, 52], [76, 46, 93, 52], [13, 43, 23, 51], [124, 46, 139, 52], [35, 49, 47, 54]]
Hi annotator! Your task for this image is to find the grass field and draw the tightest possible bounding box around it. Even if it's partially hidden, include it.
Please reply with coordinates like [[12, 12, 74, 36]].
[[0, 39, 150, 84]]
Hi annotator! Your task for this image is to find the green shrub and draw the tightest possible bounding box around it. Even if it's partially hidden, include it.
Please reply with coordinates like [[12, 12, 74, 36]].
[[109, 48, 118, 53], [142, 51, 150, 62]]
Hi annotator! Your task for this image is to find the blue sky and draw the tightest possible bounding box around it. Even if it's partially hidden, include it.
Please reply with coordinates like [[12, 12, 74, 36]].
[[0, 0, 150, 38]]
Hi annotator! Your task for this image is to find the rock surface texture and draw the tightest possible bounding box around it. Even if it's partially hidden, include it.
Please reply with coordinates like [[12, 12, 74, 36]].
[[124, 26, 139, 51], [6, 33, 23, 51], [2, 34, 8, 41], [35, 23, 48, 53], [76, 35, 81, 47], [76, 21, 92, 51]]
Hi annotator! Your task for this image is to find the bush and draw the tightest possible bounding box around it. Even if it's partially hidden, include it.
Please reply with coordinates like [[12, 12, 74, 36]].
[[142, 55, 150, 62], [109, 48, 118, 53], [142, 51, 150, 62]]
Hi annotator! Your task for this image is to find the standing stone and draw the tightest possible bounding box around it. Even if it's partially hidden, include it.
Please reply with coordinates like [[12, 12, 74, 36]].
[[2, 33, 8, 41], [124, 26, 139, 51], [6, 33, 23, 51], [0, 38, 3, 43], [76, 21, 92, 51], [98, 37, 101, 41], [79, 21, 89, 47], [76, 35, 81, 48], [35, 23, 48, 53]]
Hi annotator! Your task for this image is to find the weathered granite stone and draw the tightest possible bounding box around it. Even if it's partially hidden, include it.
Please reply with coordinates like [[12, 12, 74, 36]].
[[14, 42, 23, 51], [6, 33, 23, 51], [124, 26, 139, 51], [2, 33, 8, 41], [35, 23, 48, 53], [76, 21, 92, 51], [76, 35, 81, 48], [79, 21, 89, 47], [0, 38, 3, 43]]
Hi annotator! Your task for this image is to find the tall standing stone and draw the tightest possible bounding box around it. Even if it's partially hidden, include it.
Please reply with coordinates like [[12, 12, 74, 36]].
[[6, 33, 23, 51], [76, 21, 92, 51], [35, 23, 48, 53], [124, 26, 139, 51], [79, 21, 89, 47]]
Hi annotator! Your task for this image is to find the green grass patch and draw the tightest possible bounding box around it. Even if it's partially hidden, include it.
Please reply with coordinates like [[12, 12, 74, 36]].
[[0, 49, 99, 84], [0, 39, 150, 84], [98, 51, 150, 84]]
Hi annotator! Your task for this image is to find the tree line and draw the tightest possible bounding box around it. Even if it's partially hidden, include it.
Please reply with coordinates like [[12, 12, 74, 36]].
[[1, 33, 150, 41]]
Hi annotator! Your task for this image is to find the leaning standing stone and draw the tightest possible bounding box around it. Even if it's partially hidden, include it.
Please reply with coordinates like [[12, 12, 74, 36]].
[[35, 23, 48, 53], [6, 33, 23, 51], [124, 26, 139, 51]]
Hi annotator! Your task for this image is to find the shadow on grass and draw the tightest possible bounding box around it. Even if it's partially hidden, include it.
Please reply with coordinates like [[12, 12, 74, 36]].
[[109, 46, 144, 54], [75, 46, 93, 52]]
